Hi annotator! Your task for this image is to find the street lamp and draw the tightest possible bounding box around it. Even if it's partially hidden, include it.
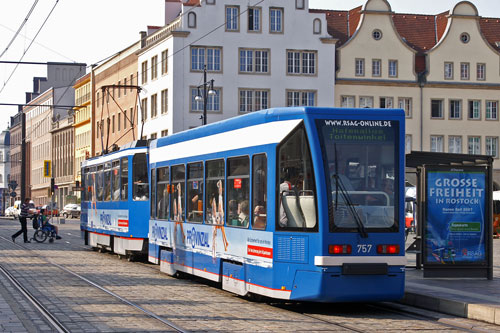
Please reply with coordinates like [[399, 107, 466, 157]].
[[195, 65, 216, 125]]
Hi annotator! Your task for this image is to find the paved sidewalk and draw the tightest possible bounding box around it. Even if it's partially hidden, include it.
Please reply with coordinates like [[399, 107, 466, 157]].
[[402, 237, 500, 325]]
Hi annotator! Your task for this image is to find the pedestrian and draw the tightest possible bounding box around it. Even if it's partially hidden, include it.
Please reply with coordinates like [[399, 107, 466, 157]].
[[12, 198, 31, 243]]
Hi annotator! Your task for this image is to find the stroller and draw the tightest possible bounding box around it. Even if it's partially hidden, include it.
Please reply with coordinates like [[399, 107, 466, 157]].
[[32, 213, 57, 243]]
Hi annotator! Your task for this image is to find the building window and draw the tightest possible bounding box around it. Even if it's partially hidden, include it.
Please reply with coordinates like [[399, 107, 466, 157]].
[[248, 7, 261, 32], [226, 6, 239, 31], [270, 8, 283, 33], [460, 32, 470, 43], [118, 113, 121, 131], [141, 61, 147, 84], [468, 100, 481, 120], [287, 90, 316, 107], [380, 97, 393, 108], [141, 98, 148, 121], [161, 89, 168, 114], [239, 89, 269, 113], [313, 19, 321, 34], [388, 60, 398, 77], [444, 62, 453, 79], [188, 12, 196, 28], [239, 49, 269, 73], [191, 87, 221, 112], [112, 115, 115, 133], [161, 130, 168, 137], [372, 59, 381, 77], [449, 100, 462, 119], [430, 135, 444, 152], [341, 96, 355, 108], [468, 136, 481, 155], [150, 133, 157, 140], [405, 135, 412, 154], [486, 137, 498, 158], [460, 62, 470, 80], [477, 63, 485, 80], [287, 50, 316, 75], [296, 0, 304, 9], [449, 136, 462, 154], [486, 101, 498, 120], [161, 50, 168, 75], [191, 46, 222, 72], [431, 99, 443, 118], [118, 80, 121, 98], [372, 29, 382, 40], [151, 55, 158, 80], [359, 96, 373, 108], [151, 94, 157, 118], [355, 58, 365, 76], [399, 97, 412, 117]]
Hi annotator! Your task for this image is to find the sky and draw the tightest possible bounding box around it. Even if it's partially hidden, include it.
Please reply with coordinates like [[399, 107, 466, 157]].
[[0, 0, 499, 132]]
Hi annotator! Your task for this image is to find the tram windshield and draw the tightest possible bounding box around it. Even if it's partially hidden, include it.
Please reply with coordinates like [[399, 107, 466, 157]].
[[316, 119, 399, 233]]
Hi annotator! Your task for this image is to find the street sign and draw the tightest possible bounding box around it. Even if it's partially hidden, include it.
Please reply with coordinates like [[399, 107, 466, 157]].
[[10, 192, 16, 197], [8, 181, 17, 191]]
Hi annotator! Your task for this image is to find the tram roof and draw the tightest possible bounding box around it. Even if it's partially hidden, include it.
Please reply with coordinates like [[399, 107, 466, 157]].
[[152, 107, 404, 150]]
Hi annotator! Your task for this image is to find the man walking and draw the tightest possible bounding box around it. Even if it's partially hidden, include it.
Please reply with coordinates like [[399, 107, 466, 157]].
[[12, 198, 31, 243]]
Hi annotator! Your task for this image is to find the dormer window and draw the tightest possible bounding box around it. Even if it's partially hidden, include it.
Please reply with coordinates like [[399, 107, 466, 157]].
[[460, 32, 470, 43]]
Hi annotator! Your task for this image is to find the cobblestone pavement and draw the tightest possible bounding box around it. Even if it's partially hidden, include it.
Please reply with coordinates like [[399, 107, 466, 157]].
[[0, 217, 498, 332]]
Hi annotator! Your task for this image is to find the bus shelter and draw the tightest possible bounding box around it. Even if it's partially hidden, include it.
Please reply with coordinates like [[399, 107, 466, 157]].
[[406, 151, 493, 280]]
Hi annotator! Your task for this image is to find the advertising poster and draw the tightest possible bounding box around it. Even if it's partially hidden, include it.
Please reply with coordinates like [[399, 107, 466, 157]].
[[424, 168, 486, 265]]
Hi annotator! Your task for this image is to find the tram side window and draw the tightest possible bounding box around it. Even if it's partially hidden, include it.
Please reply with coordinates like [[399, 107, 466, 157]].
[[112, 160, 120, 201], [133, 153, 149, 201], [97, 165, 104, 201], [227, 156, 250, 228], [157, 167, 170, 220], [187, 162, 204, 223], [277, 126, 317, 230], [252, 154, 267, 230], [83, 168, 89, 201], [151, 168, 156, 218], [104, 162, 112, 201], [89, 167, 97, 202], [205, 159, 224, 225], [171, 165, 185, 221], [121, 157, 128, 201]]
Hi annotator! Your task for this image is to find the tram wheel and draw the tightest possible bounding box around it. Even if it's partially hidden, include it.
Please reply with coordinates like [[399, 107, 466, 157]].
[[33, 230, 47, 243]]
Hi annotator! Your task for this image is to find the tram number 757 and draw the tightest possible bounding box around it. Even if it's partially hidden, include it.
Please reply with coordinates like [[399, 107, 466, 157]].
[[357, 244, 372, 253]]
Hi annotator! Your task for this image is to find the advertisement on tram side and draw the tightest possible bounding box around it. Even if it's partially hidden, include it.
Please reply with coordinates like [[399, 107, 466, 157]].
[[86, 209, 129, 233], [424, 167, 487, 265], [149, 220, 274, 268]]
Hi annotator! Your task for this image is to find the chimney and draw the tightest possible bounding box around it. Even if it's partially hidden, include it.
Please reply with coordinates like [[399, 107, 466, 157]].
[[140, 31, 147, 48]]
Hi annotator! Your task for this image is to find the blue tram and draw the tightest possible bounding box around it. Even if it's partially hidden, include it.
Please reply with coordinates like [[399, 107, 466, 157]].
[[148, 107, 406, 302], [80, 141, 150, 257]]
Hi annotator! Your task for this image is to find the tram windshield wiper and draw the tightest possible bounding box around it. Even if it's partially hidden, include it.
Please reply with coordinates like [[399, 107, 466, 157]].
[[333, 144, 368, 238]]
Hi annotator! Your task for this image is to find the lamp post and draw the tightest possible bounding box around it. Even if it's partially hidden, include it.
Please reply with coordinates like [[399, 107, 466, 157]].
[[195, 65, 216, 125]]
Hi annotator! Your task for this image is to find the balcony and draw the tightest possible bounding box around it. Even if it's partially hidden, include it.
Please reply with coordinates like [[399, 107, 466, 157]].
[[145, 17, 182, 48]]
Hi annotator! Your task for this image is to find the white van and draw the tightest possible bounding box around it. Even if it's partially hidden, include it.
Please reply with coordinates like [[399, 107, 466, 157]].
[[12, 200, 36, 219]]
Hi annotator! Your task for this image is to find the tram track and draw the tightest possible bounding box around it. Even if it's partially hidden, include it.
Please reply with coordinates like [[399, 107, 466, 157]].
[[0, 235, 189, 333]]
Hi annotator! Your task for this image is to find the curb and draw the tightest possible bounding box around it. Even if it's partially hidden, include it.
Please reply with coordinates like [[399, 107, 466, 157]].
[[400, 292, 500, 325]]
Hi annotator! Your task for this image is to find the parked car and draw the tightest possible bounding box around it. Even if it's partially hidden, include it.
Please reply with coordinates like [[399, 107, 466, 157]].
[[5, 206, 17, 217], [61, 204, 80, 218]]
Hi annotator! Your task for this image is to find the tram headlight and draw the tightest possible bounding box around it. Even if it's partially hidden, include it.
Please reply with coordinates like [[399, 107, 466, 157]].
[[377, 244, 400, 254], [329, 244, 352, 254]]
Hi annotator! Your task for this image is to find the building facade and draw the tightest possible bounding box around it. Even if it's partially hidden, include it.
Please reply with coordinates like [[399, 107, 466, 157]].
[[93, 43, 140, 156], [74, 73, 92, 189], [52, 116, 75, 207], [0, 131, 10, 214], [137, 0, 336, 138], [326, 0, 500, 183], [8, 112, 22, 204]]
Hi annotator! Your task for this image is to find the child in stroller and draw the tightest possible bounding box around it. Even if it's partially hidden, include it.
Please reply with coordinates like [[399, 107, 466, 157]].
[[32, 208, 62, 243]]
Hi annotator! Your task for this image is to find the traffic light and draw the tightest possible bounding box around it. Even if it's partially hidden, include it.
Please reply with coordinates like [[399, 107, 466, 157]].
[[50, 178, 55, 195]]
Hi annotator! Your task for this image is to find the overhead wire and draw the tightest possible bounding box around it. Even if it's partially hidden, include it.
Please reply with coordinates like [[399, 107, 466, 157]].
[[0, 0, 40, 59], [0, 0, 60, 96]]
